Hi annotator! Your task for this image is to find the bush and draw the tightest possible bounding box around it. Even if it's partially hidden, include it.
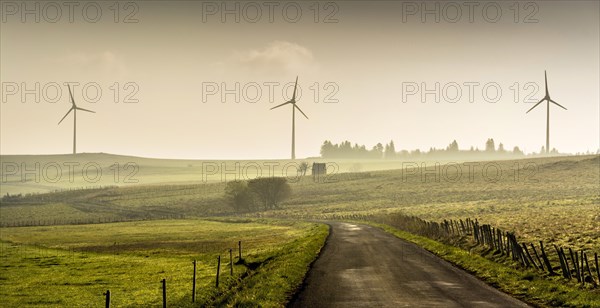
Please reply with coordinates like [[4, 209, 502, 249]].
[[224, 181, 254, 212], [224, 177, 292, 212], [247, 177, 291, 211]]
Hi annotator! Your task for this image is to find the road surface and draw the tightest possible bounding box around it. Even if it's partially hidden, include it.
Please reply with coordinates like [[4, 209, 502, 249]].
[[289, 222, 529, 307]]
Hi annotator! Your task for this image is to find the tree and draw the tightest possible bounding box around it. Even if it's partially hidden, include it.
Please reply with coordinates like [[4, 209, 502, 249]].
[[447, 140, 459, 152], [485, 138, 496, 152], [298, 162, 309, 176], [247, 177, 291, 210], [384, 140, 396, 159], [512, 146, 523, 155], [497, 143, 505, 153], [320, 141, 334, 158], [371, 143, 384, 159], [340, 141, 352, 158], [224, 181, 254, 212]]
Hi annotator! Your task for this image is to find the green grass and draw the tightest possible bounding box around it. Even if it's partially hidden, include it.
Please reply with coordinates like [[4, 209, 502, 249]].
[[216, 221, 329, 306], [0, 219, 328, 307], [361, 221, 600, 307]]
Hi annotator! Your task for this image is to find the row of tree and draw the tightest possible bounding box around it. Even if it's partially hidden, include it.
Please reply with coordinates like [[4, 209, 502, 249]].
[[224, 177, 291, 212], [320, 139, 555, 159]]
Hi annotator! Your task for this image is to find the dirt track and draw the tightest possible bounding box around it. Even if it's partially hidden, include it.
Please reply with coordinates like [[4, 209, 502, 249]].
[[289, 222, 529, 307]]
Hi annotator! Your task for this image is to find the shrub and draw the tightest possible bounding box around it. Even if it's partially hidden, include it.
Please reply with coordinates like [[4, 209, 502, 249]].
[[247, 177, 291, 210], [224, 181, 254, 212]]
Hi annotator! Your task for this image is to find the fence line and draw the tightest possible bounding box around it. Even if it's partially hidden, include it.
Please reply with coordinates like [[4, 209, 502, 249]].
[[334, 213, 599, 287], [0, 214, 187, 228], [1, 240, 246, 306]]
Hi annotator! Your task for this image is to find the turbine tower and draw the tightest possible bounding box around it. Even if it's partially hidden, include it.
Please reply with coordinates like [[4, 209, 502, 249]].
[[270, 76, 309, 160], [526, 71, 567, 154], [58, 85, 95, 154]]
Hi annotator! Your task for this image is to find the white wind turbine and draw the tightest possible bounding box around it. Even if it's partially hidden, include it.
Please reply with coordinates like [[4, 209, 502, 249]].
[[58, 85, 95, 154], [270, 77, 309, 160], [526, 70, 567, 154]]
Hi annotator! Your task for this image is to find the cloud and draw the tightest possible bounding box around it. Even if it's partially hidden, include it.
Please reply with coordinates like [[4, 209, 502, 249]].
[[58, 51, 129, 78], [233, 41, 318, 76]]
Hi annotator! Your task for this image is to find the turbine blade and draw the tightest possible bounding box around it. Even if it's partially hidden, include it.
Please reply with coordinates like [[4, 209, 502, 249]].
[[76, 107, 96, 113], [550, 99, 567, 110], [544, 70, 549, 97], [270, 101, 292, 110], [294, 104, 309, 119], [526, 98, 545, 113], [68, 85, 76, 106], [58, 108, 73, 125], [292, 76, 298, 101]]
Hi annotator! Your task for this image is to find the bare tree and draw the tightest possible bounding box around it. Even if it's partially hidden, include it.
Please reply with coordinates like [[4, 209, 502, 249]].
[[298, 162, 309, 176]]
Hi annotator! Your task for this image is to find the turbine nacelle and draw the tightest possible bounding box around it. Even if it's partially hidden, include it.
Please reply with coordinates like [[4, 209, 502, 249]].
[[58, 85, 95, 124], [526, 70, 567, 114], [269, 76, 308, 119]]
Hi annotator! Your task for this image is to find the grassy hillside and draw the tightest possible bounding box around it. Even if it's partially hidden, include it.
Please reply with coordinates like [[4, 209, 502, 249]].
[[2, 155, 597, 252], [1, 154, 598, 306], [1, 152, 481, 195], [0, 219, 328, 307], [279, 155, 600, 253]]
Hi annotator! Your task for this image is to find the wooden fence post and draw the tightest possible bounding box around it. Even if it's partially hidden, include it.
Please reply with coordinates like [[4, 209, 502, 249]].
[[554, 245, 568, 278], [192, 260, 196, 303], [510, 234, 517, 261], [539, 241, 554, 275], [496, 229, 502, 253], [580, 250, 586, 286], [530, 243, 544, 271], [162, 278, 167, 308], [570, 248, 581, 282], [560, 247, 571, 279], [216, 256, 221, 288], [522, 243, 536, 269], [238, 241, 242, 260], [104, 290, 110, 308], [229, 249, 233, 275], [518, 242, 530, 267], [583, 252, 594, 286], [595, 253, 600, 285]]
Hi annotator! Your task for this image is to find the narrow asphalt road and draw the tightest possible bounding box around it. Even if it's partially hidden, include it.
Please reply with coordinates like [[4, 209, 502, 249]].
[[289, 222, 529, 308]]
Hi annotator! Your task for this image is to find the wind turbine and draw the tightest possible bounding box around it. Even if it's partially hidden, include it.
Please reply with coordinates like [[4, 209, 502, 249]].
[[526, 71, 567, 154], [270, 76, 308, 160], [58, 85, 95, 154]]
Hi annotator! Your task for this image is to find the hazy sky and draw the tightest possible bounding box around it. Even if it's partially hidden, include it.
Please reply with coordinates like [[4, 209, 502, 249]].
[[1, 1, 598, 159]]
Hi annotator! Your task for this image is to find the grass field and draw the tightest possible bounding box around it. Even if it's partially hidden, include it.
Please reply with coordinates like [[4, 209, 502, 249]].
[[274, 155, 600, 253], [0, 219, 328, 307], [2, 155, 597, 252], [1, 154, 598, 306]]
